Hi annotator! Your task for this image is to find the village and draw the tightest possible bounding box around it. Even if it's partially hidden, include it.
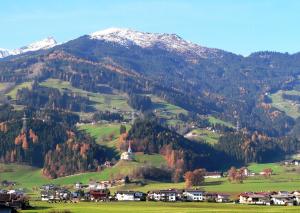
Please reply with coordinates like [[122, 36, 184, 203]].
[[3, 183, 300, 211], [2, 142, 300, 211]]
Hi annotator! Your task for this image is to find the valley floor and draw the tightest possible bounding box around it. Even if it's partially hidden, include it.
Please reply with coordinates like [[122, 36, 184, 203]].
[[22, 201, 300, 213]]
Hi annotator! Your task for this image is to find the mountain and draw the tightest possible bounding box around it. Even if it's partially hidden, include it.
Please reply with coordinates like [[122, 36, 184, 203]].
[[89, 28, 225, 59], [0, 28, 300, 176], [0, 37, 57, 58]]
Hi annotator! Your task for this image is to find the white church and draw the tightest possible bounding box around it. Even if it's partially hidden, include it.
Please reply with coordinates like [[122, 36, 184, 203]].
[[120, 141, 134, 161]]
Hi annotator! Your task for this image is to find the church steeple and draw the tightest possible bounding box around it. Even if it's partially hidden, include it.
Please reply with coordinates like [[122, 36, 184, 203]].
[[128, 141, 132, 153], [22, 112, 27, 133]]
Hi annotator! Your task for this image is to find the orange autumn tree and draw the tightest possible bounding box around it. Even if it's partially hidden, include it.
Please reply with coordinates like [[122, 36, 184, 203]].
[[184, 168, 206, 188]]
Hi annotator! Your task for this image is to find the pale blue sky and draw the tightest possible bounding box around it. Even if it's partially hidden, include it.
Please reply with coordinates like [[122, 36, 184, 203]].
[[0, 0, 299, 56]]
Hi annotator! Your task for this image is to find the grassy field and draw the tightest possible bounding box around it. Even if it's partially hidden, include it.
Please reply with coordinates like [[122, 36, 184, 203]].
[[78, 123, 131, 147], [0, 153, 166, 192], [6, 81, 33, 99], [150, 95, 188, 127], [21, 201, 300, 213], [269, 90, 300, 119], [185, 128, 220, 145], [208, 116, 234, 128]]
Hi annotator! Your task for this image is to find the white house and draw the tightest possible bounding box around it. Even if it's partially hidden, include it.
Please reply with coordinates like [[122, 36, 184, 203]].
[[74, 182, 83, 190], [270, 194, 294, 206], [239, 192, 270, 205], [204, 172, 222, 179], [115, 191, 145, 201], [216, 193, 230, 203], [148, 189, 181, 202], [183, 189, 205, 201]]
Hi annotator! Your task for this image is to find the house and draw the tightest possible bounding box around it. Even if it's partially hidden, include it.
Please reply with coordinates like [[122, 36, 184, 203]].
[[216, 193, 230, 203], [292, 191, 300, 205], [183, 189, 205, 201], [40, 187, 71, 202], [240, 167, 255, 177], [239, 192, 270, 205], [90, 189, 110, 201], [148, 189, 182, 202], [115, 191, 146, 201], [204, 172, 222, 179], [40, 184, 59, 191], [0, 191, 29, 210], [74, 182, 83, 190], [103, 161, 113, 168], [204, 193, 218, 202], [270, 194, 294, 206]]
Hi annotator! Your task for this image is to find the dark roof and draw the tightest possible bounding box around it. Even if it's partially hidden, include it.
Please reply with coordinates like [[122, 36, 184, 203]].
[[116, 191, 143, 195], [185, 189, 205, 193], [150, 189, 183, 194]]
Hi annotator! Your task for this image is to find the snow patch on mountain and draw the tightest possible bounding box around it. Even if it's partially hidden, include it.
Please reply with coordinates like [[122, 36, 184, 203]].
[[90, 28, 222, 58], [0, 37, 57, 59]]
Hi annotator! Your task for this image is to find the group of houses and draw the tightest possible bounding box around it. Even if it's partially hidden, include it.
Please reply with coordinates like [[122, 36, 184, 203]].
[[239, 191, 300, 206], [40, 185, 230, 203], [0, 189, 29, 210]]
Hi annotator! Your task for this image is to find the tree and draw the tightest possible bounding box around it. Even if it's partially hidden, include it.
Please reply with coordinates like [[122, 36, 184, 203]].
[[262, 168, 273, 178], [120, 125, 127, 134], [124, 176, 130, 184], [228, 166, 245, 183], [228, 167, 237, 183], [184, 168, 206, 188]]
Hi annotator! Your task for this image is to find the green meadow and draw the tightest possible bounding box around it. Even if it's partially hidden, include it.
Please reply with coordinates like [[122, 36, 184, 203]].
[[186, 128, 221, 145], [269, 90, 300, 119], [21, 201, 300, 213], [78, 123, 131, 147]]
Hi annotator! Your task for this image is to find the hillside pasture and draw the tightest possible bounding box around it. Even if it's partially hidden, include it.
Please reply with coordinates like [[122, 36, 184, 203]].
[[185, 128, 220, 145], [269, 90, 300, 119]]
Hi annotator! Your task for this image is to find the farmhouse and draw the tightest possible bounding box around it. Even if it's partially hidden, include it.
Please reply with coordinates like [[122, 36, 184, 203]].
[[115, 191, 146, 201], [0, 191, 29, 210], [183, 189, 205, 201], [74, 182, 84, 190], [270, 194, 294, 206], [239, 192, 270, 205], [204, 172, 222, 179], [215, 193, 230, 203], [40, 187, 71, 202], [90, 189, 110, 201], [204, 193, 218, 202], [148, 189, 183, 202]]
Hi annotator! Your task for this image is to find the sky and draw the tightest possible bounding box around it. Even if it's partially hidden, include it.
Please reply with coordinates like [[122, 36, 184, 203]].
[[0, 0, 299, 56]]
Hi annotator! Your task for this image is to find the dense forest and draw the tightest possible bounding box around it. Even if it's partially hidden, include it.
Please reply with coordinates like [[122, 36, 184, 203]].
[[0, 105, 116, 177]]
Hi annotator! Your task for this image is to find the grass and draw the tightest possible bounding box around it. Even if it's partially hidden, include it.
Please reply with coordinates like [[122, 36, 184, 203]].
[[22, 201, 300, 213], [185, 128, 220, 145], [208, 116, 234, 128], [0, 153, 166, 192], [247, 163, 284, 174], [269, 90, 300, 119], [78, 123, 131, 147], [6, 81, 33, 99]]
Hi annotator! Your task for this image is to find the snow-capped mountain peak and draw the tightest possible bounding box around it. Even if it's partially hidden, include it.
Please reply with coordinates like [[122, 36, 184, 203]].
[[89, 27, 222, 58], [0, 37, 57, 59]]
